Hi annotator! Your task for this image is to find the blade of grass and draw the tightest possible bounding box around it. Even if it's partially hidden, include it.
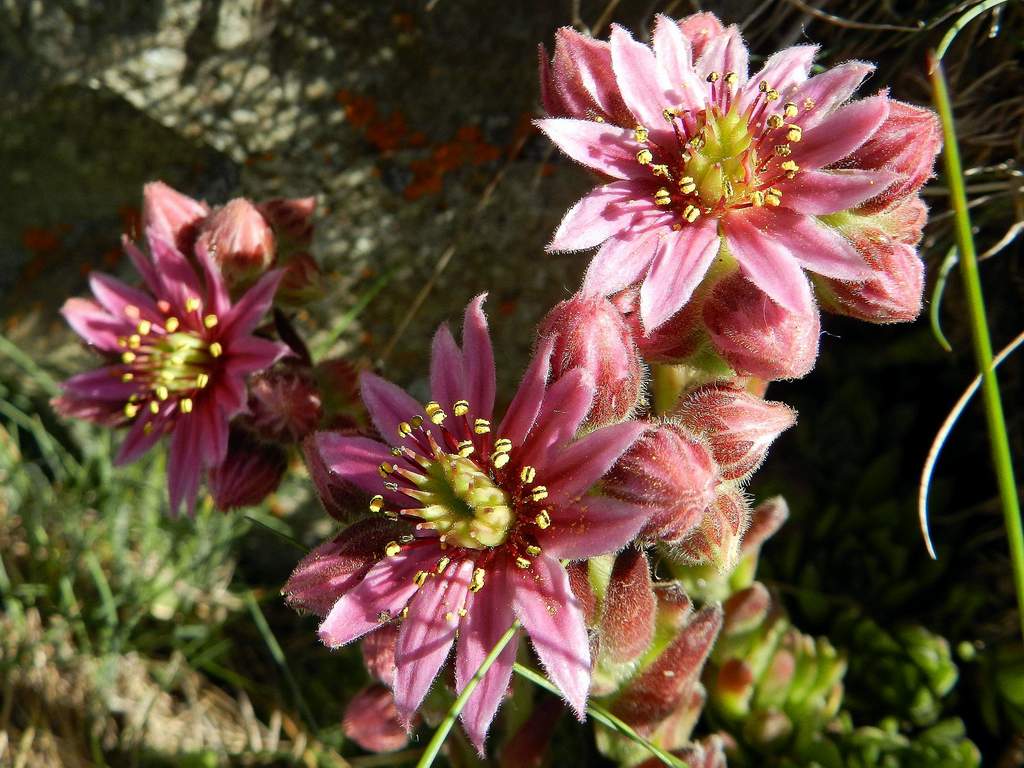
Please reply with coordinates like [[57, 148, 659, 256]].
[[415, 620, 520, 768], [936, 0, 1011, 60], [930, 54, 1024, 639], [929, 246, 958, 353], [512, 662, 689, 768], [244, 514, 309, 553], [314, 269, 393, 359], [0, 333, 60, 396], [245, 590, 319, 733], [919, 328, 1024, 558]]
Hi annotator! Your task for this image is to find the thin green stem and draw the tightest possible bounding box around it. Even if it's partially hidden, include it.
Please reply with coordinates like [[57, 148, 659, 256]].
[[415, 620, 520, 768], [512, 663, 688, 768], [930, 55, 1024, 639]]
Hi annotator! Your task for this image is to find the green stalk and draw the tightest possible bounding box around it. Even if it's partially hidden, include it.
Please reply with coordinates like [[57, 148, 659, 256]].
[[415, 620, 520, 768], [930, 55, 1024, 639]]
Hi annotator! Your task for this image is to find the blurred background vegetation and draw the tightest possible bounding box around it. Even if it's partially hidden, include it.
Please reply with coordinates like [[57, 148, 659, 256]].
[[0, 0, 1021, 765]]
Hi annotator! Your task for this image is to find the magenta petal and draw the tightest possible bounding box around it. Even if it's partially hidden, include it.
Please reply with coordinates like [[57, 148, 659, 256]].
[[115, 412, 163, 464], [512, 554, 590, 718], [222, 269, 282, 337], [89, 273, 161, 322], [227, 335, 288, 376], [430, 323, 465, 415], [62, 368, 138, 401], [793, 61, 875, 128], [544, 421, 647, 502], [549, 182, 656, 253], [639, 219, 721, 331], [316, 432, 408, 507], [724, 213, 814, 313], [695, 25, 748, 83], [318, 546, 435, 648], [539, 496, 650, 559], [780, 168, 898, 215], [796, 94, 890, 170], [518, 368, 595, 468], [462, 295, 496, 422], [754, 209, 871, 281], [147, 231, 205, 315], [360, 372, 427, 446], [195, 397, 229, 467], [123, 236, 161, 294], [738, 45, 816, 113], [609, 25, 676, 131], [167, 416, 202, 516], [393, 560, 473, 723], [581, 227, 662, 298], [194, 241, 231, 318], [498, 336, 554, 448], [61, 298, 126, 351], [651, 14, 704, 110], [535, 118, 639, 179], [456, 571, 518, 754]]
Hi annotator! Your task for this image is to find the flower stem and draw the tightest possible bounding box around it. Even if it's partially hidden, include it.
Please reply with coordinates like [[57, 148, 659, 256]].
[[415, 620, 520, 768], [930, 54, 1024, 639]]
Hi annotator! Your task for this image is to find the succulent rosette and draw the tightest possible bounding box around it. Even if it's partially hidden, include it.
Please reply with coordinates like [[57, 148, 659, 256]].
[[538, 13, 939, 363], [54, 226, 286, 513], [284, 296, 650, 750]]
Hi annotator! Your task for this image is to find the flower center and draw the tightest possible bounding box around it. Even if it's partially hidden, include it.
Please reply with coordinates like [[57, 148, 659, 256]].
[[415, 452, 514, 548]]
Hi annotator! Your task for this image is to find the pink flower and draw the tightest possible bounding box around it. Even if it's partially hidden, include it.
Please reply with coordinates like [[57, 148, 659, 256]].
[[537, 293, 643, 428], [343, 684, 411, 753], [285, 296, 649, 751], [196, 198, 277, 285], [55, 227, 285, 514], [538, 14, 893, 332]]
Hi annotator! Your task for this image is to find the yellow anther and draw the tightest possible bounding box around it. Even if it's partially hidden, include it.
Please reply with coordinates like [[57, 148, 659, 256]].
[[398, 421, 413, 438], [137, 320, 152, 335], [185, 297, 200, 312], [410, 415, 424, 429], [425, 401, 446, 424], [400, 606, 409, 620], [457, 440, 475, 457], [767, 114, 784, 129], [706, 71, 720, 83], [654, 188, 672, 206], [780, 160, 800, 178], [803, 98, 816, 110], [436, 557, 451, 574], [369, 495, 384, 513], [633, 125, 649, 143], [384, 481, 400, 492], [678, 176, 697, 194], [765, 187, 783, 206], [124, 403, 139, 418], [209, 342, 223, 358], [445, 611, 455, 622], [377, 610, 391, 623], [786, 125, 802, 142], [470, 568, 486, 592], [683, 204, 701, 223], [526, 544, 542, 556], [385, 541, 402, 557], [143, 423, 153, 435], [413, 570, 429, 587], [494, 438, 512, 454], [784, 101, 799, 118], [535, 510, 551, 529], [473, 418, 491, 434], [180, 398, 193, 414], [458, 608, 468, 617], [121, 372, 134, 382], [724, 71, 738, 87], [128, 334, 141, 349], [453, 399, 470, 416], [164, 317, 179, 332], [384, 509, 399, 520], [759, 80, 769, 93], [149, 401, 160, 415], [520, 465, 536, 484], [203, 313, 218, 329], [636, 148, 654, 165], [662, 107, 677, 121], [390, 447, 403, 457], [124, 304, 141, 319], [118, 337, 128, 348], [195, 372, 209, 389], [774, 144, 792, 157], [766, 89, 780, 101], [378, 462, 394, 477], [492, 451, 510, 469], [399, 534, 415, 544], [752, 190, 766, 207], [651, 164, 671, 178], [156, 385, 169, 401], [515, 557, 531, 569], [531, 485, 548, 502], [122, 351, 136, 364]]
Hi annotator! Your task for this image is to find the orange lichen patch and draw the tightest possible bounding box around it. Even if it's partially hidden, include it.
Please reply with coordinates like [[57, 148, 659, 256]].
[[21, 227, 63, 254], [508, 112, 538, 158], [336, 89, 377, 130]]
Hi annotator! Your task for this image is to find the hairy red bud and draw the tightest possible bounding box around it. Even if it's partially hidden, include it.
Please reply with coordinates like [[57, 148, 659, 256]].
[[601, 550, 656, 663], [343, 685, 410, 753]]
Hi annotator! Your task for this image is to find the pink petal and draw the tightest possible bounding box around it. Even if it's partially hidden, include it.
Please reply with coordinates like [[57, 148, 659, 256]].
[[115, 412, 163, 464], [723, 213, 814, 313], [318, 545, 436, 648], [223, 269, 282, 337], [512, 554, 590, 718], [695, 25, 748, 83], [316, 432, 408, 507], [393, 559, 473, 723], [226, 335, 288, 376], [609, 25, 677, 131], [652, 15, 704, 111], [194, 240, 231, 318], [456, 570, 518, 754], [549, 181, 657, 253], [792, 61, 875, 128], [146, 230, 204, 315], [544, 420, 647, 502], [738, 45, 816, 113], [518, 368, 594, 469], [779, 168, 898, 215], [61, 298, 125, 351], [461, 295, 496, 422], [62, 368, 137, 401], [360, 372, 427, 447], [639, 219, 721, 331], [167, 416, 202, 516], [343, 685, 409, 753], [430, 322, 465, 416], [562, 30, 628, 119], [123, 236, 161, 295], [498, 336, 554, 448], [535, 118, 639, 179], [581, 228, 662, 298], [195, 396, 229, 467], [89, 273, 161, 323], [539, 496, 650, 559], [751, 208, 870, 280], [795, 94, 890, 170]]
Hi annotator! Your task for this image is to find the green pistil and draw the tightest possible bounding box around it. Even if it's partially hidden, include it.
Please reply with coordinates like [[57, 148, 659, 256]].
[[415, 454, 513, 549], [686, 106, 756, 207]]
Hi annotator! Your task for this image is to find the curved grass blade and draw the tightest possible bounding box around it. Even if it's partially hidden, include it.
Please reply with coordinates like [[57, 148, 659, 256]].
[[314, 269, 393, 359], [929, 246, 958, 353], [936, 0, 1012, 60]]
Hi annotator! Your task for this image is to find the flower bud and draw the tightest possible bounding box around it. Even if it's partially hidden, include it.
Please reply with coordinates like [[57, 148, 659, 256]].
[[611, 287, 704, 364], [343, 684, 410, 753], [634, 736, 727, 768], [676, 488, 751, 572], [208, 428, 287, 511], [601, 549, 656, 663], [539, 27, 629, 123], [499, 697, 563, 768], [246, 367, 323, 443], [677, 383, 796, 482], [257, 196, 316, 245], [196, 198, 276, 286], [723, 582, 772, 636], [277, 252, 324, 305], [846, 100, 941, 213], [677, 13, 726, 59], [142, 181, 209, 255], [603, 423, 718, 544], [703, 273, 820, 380], [361, 625, 399, 685], [538, 293, 643, 428], [302, 431, 365, 522]]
